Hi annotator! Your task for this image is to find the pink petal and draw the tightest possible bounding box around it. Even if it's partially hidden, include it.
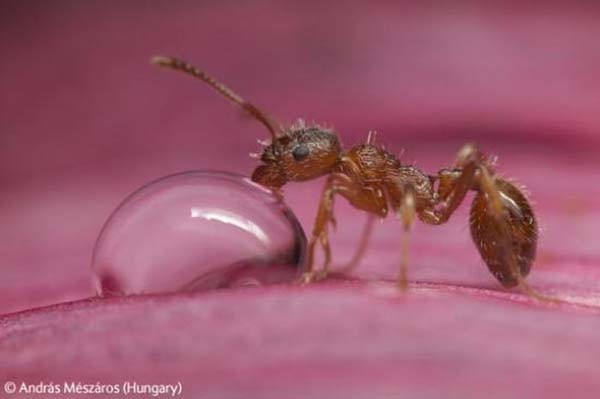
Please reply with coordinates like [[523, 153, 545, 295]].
[[2, 2, 600, 398]]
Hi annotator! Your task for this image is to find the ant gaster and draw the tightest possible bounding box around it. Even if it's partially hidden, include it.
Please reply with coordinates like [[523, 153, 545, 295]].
[[152, 56, 543, 300]]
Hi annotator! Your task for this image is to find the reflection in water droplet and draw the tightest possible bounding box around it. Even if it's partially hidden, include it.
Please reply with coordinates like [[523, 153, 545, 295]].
[[91, 171, 306, 296]]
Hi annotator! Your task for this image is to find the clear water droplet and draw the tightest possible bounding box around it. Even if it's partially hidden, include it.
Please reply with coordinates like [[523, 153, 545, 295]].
[[91, 171, 306, 296]]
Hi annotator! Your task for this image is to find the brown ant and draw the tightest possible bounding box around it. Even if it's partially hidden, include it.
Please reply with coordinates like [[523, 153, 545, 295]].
[[152, 55, 545, 300]]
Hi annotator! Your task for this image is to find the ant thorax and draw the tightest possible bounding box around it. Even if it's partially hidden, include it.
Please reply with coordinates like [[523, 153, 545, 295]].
[[344, 143, 402, 182]]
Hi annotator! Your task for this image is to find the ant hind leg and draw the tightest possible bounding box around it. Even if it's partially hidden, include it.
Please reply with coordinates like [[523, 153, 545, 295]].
[[474, 167, 555, 303], [435, 143, 554, 302]]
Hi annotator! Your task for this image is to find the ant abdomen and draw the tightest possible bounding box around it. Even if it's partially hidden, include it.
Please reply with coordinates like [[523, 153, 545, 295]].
[[469, 179, 538, 288]]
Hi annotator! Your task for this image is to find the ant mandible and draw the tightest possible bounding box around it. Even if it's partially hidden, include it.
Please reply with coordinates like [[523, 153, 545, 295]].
[[152, 55, 544, 300]]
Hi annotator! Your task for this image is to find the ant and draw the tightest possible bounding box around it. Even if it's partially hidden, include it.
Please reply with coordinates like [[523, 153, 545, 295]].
[[152, 55, 545, 300]]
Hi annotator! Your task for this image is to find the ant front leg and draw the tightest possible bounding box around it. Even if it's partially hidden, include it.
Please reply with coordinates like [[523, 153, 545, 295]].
[[300, 173, 349, 284], [301, 173, 387, 284]]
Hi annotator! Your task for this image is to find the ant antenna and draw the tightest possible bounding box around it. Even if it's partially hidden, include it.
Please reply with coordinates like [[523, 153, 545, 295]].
[[152, 56, 281, 139]]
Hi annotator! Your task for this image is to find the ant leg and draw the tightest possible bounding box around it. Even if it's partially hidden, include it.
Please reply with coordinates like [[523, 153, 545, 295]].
[[427, 144, 551, 301], [424, 144, 485, 223], [301, 173, 351, 284], [397, 186, 417, 291], [301, 174, 387, 284], [338, 214, 376, 273], [474, 168, 552, 302]]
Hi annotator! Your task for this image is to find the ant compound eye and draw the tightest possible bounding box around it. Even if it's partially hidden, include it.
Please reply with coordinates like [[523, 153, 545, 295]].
[[292, 144, 310, 161]]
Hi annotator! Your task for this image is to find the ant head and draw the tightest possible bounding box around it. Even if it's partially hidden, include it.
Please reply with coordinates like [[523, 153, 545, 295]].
[[252, 120, 341, 189], [150, 58, 341, 190]]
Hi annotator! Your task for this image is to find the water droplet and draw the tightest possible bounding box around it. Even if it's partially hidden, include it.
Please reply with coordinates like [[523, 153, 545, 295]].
[[91, 171, 306, 296]]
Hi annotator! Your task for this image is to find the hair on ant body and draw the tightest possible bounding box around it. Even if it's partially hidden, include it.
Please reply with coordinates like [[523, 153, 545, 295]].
[[152, 56, 545, 301]]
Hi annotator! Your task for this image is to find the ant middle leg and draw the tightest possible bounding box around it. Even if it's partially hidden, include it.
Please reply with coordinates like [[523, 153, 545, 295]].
[[397, 186, 417, 291], [338, 214, 376, 273]]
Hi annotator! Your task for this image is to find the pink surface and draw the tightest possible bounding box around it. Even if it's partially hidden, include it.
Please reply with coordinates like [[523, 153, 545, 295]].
[[2, 1, 600, 398]]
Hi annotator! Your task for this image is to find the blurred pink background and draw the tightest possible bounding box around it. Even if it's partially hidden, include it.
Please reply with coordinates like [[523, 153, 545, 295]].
[[2, 1, 600, 398]]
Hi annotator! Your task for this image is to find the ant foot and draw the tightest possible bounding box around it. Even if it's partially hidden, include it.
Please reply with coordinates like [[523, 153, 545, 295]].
[[397, 274, 409, 292], [298, 270, 329, 285], [518, 282, 561, 305], [314, 269, 329, 281], [299, 271, 316, 285]]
